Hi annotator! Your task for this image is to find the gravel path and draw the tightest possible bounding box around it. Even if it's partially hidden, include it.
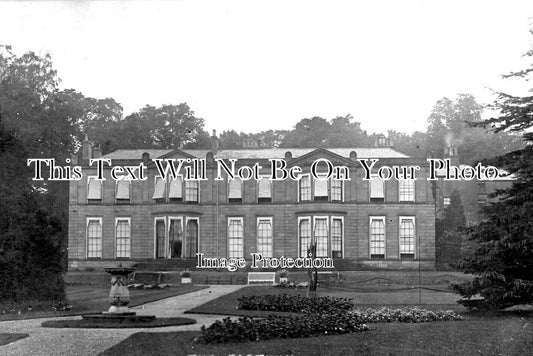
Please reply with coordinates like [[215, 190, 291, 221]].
[[0, 285, 244, 356]]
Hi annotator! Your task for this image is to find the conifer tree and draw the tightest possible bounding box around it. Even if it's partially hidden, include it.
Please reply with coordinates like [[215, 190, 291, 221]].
[[452, 30, 533, 308]]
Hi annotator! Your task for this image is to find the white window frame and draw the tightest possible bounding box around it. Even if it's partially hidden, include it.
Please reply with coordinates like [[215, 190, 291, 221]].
[[185, 180, 200, 203], [115, 217, 131, 258], [298, 174, 311, 202], [256, 217, 273, 258], [369, 175, 385, 201], [185, 216, 200, 257], [399, 179, 415, 202], [168, 176, 183, 200], [86, 217, 103, 258], [297, 216, 312, 258], [115, 179, 131, 202], [168, 216, 183, 258], [153, 176, 167, 200], [399, 216, 416, 258], [257, 177, 272, 202], [330, 216, 344, 258], [313, 177, 329, 200], [313, 216, 329, 258], [153, 217, 166, 259], [228, 178, 243, 202], [330, 179, 344, 202], [227, 217, 244, 258], [87, 175, 103, 202], [369, 216, 386, 258]]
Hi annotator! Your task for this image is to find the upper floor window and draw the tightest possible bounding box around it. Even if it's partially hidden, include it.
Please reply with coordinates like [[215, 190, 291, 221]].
[[86, 217, 102, 258], [299, 175, 311, 202], [153, 176, 166, 200], [257, 178, 272, 203], [314, 178, 328, 201], [299, 174, 344, 202], [87, 176, 102, 203], [115, 179, 130, 203], [443, 196, 451, 206], [185, 180, 199, 203], [399, 179, 415, 202], [228, 178, 242, 203], [331, 179, 343, 201], [169, 176, 183, 201], [369, 176, 385, 202]]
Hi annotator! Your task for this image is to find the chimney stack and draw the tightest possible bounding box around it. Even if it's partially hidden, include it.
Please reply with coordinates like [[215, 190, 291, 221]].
[[81, 134, 92, 161], [444, 145, 459, 167], [211, 129, 219, 155], [92, 143, 102, 158]]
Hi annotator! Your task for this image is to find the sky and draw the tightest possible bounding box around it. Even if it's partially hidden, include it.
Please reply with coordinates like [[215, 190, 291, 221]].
[[1, 0, 532, 135]]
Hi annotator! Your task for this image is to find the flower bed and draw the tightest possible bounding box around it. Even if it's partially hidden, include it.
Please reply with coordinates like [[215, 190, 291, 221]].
[[349, 307, 463, 323], [237, 294, 353, 314], [196, 313, 369, 344]]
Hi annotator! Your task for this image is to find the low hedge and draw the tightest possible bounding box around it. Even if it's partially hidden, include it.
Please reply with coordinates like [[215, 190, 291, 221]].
[[197, 313, 369, 344], [237, 294, 353, 314]]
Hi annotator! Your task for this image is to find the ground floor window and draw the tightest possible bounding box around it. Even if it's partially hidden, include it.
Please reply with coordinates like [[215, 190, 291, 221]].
[[154, 216, 199, 258], [115, 218, 131, 258], [87, 217, 102, 258], [369, 217, 386, 259], [399, 217, 415, 258], [298, 216, 343, 258], [257, 217, 273, 257], [228, 217, 244, 258]]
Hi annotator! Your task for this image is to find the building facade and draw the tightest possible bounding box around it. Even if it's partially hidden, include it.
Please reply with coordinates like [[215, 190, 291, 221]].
[[67, 137, 437, 271]]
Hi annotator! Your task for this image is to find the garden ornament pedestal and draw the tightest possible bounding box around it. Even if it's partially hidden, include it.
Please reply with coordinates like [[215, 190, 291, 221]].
[[104, 266, 135, 314], [82, 265, 156, 324]]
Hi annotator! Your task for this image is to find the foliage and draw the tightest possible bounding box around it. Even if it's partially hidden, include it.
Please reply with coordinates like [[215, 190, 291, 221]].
[[452, 30, 533, 308], [349, 307, 463, 323], [436, 190, 466, 267], [0, 120, 65, 302], [237, 294, 353, 314], [280, 115, 373, 148], [196, 314, 369, 344], [425, 94, 524, 164]]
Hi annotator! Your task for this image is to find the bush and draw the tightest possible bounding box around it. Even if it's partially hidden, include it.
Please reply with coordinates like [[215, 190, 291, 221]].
[[237, 294, 353, 314], [197, 313, 369, 344], [349, 307, 463, 323]]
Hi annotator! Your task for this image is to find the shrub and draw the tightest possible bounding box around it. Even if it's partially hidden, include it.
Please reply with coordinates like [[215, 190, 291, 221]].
[[349, 307, 463, 323], [237, 294, 353, 314], [197, 313, 369, 344]]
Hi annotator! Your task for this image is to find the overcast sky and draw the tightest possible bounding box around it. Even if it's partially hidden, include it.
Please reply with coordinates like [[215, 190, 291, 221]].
[[1, 0, 532, 135]]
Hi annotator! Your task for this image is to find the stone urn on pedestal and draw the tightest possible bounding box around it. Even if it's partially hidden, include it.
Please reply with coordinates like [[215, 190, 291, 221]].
[[104, 266, 136, 315]]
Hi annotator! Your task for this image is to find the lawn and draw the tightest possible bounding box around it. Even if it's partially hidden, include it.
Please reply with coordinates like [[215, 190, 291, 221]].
[[101, 315, 533, 356], [0, 284, 206, 321], [185, 285, 466, 317]]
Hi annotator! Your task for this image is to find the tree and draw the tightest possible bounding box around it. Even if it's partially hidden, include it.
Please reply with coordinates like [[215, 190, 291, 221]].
[[117, 103, 209, 149], [280, 115, 372, 148], [436, 190, 466, 268], [452, 31, 533, 308], [425, 94, 524, 164], [0, 116, 64, 302]]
